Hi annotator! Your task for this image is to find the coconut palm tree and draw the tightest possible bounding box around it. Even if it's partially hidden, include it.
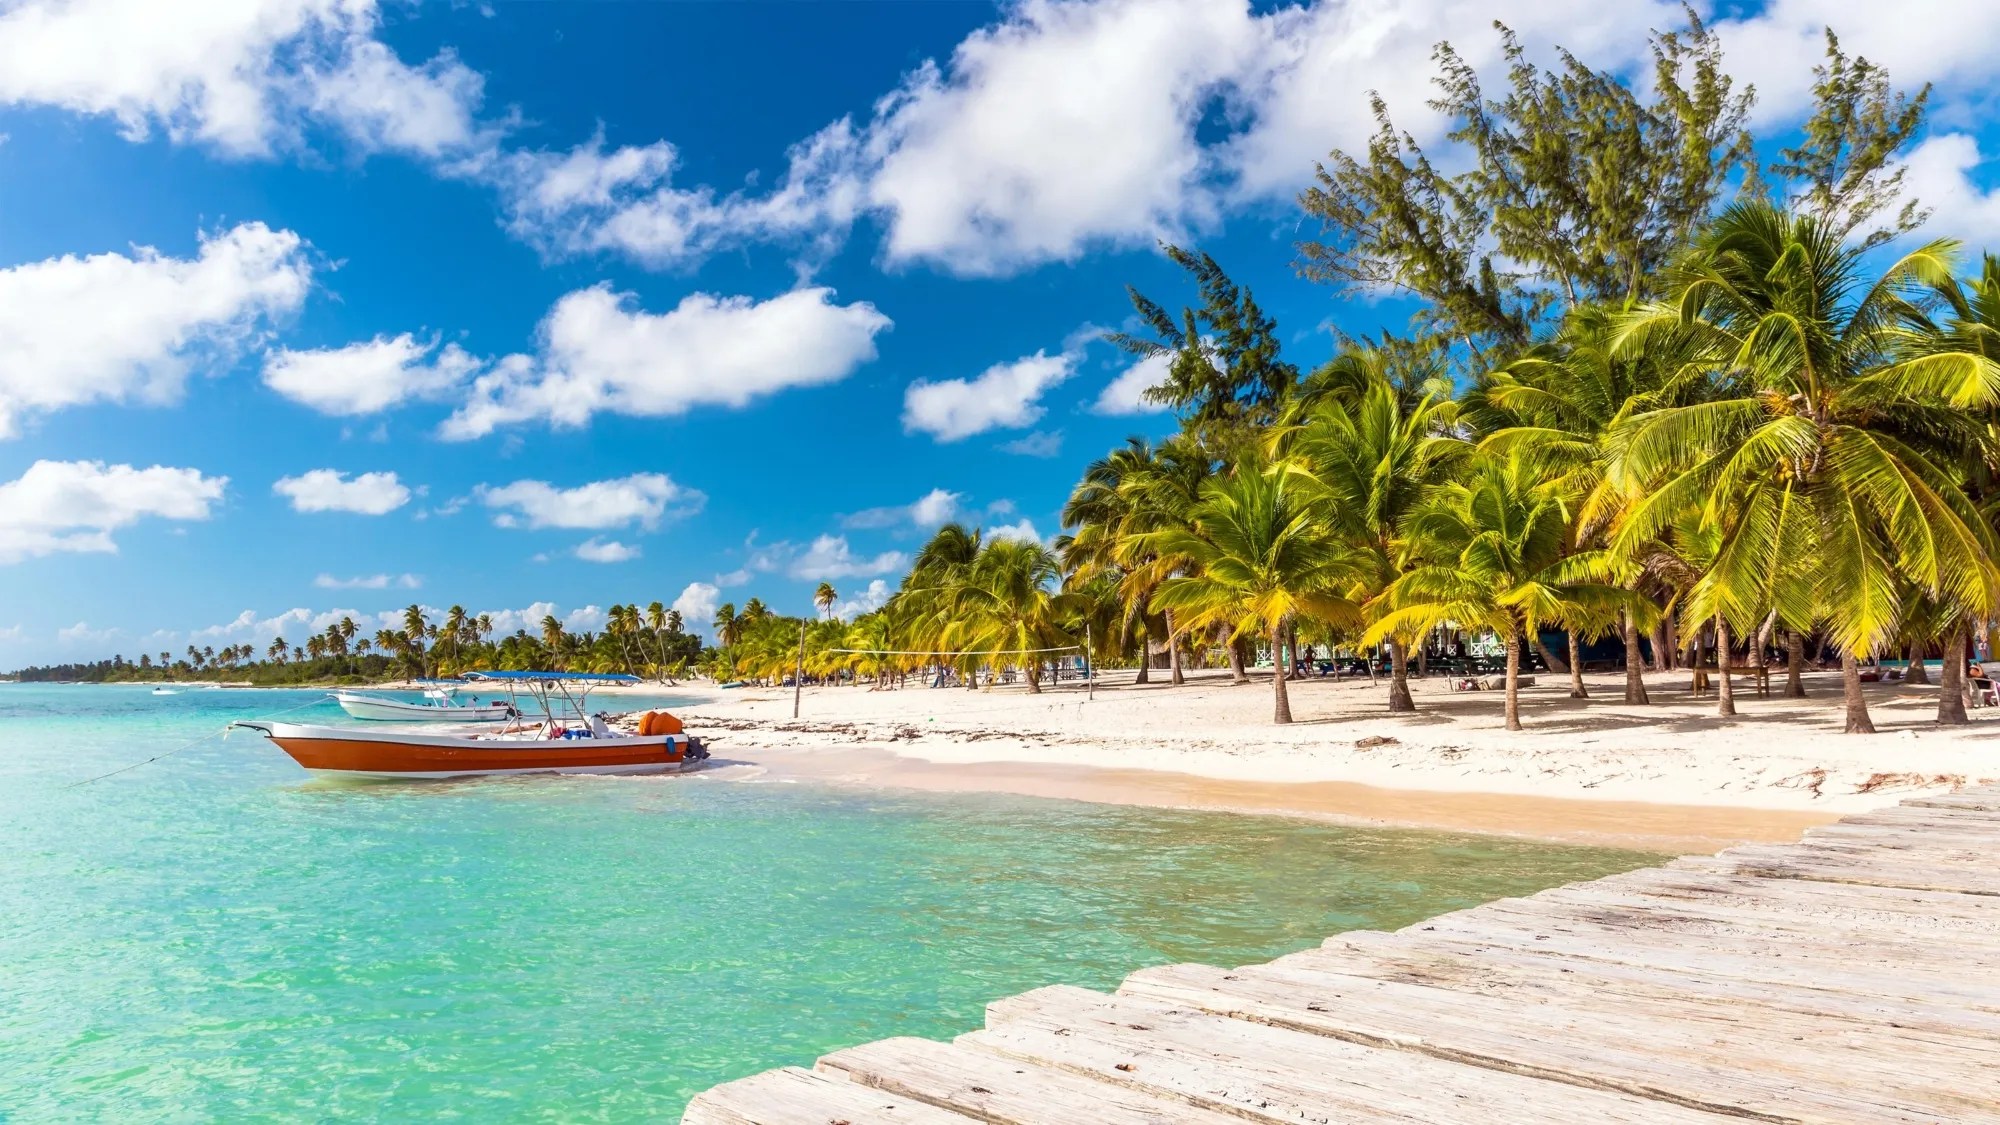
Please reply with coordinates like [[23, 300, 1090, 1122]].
[[947, 538, 1076, 692], [1612, 202, 2000, 732], [814, 582, 838, 620], [1060, 438, 1165, 683], [1370, 452, 1625, 730], [1271, 361, 1466, 711], [1144, 464, 1360, 723], [1108, 435, 1213, 686]]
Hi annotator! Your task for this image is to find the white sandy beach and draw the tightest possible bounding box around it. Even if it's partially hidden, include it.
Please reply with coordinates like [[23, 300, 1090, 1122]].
[[641, 666, 2000, 851]]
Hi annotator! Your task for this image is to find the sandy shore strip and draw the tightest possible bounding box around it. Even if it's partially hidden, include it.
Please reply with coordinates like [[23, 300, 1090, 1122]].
[[650, 666, 2000, 850]]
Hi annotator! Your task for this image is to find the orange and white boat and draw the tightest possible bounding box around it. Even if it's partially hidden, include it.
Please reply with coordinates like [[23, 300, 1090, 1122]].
[[231, 672, 708, 779]]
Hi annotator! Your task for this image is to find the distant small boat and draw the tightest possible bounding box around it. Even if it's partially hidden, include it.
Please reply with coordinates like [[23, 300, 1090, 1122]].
[[152, 688, 178, 696], [331, 684, 516, 724]]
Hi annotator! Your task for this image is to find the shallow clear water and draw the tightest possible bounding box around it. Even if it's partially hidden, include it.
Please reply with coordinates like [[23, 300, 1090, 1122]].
[[0, 684, 1661, 1121]]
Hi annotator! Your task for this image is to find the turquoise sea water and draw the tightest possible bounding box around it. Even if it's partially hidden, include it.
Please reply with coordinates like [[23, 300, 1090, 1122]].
[[0, 684, 1661, 1122]]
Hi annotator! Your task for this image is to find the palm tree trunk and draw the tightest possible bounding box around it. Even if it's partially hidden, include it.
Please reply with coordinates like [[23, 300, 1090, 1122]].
[[1026, 660, 1042, 694], [1939, 619, 1968, 725], [1906, 641, 1930, 685], [1387, 637, 1415, 712], [1166, 609, 1184, 686], [1785, 630, 1807, 697], [1270, 623, 1293, 724], [1715, 615, 1736, 718], [1688, 626, 1706, 696], [1503, 629, 1523, 731], [1224, 625, 1248, 685], [1841, 651, 1875, 734], [1622, 610, 1649, 705], [1566, 631, 1588, 699], [1533, 633, 1569, 676]]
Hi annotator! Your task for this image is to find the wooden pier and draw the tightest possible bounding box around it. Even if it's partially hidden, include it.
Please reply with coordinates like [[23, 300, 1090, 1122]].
[[684, 787, 2000, 1123]]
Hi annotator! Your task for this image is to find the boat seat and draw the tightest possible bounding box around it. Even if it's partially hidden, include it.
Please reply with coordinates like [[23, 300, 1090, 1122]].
[[588, 716, 612, 739]]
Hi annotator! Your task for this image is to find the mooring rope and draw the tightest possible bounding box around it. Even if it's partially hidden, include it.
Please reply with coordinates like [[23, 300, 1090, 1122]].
[[61, 694, 330, 789]]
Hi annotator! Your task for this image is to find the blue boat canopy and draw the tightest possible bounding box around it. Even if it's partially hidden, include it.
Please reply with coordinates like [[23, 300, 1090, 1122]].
[[462, 671, 641, 683]]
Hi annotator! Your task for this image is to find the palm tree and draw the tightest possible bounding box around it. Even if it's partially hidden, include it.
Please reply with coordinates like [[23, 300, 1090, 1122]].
[[902, 525, 984, 686], [1612, 203, 2000, 732], [1371, 453, 1624, 731], [1481, 303, 1694, 703], [1145, 465, 1359, 723], [1272, 362, 1465, 710], [1061, 438, 1168, 684], [1104, 436, 1208, 684], [948, 538, 1076, 693], [814, 582, 838, 620], [644, 601, 670, 679], [539, 614, 566, 668], [266, 637, 285, 664]]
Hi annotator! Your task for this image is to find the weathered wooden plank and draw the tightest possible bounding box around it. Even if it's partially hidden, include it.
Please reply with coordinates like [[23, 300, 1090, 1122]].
[[1674, 846, 2000, 895], [816, 1036, 1246, 1124], [1376, 909, 2000, 1013], [1121, 962, 2000, 1123], [1396, 883, 1999, 966], [682, 1066, 985, 1125], [969, 984, 1737, 1124], [1391, 897, 2000, 996], [1598, 866, 2000, 926], [1291, 936, 2000, 1043], [1532, 881, 2000, 949], [1828, 805, 2000, 831], [1899, 789, 2000, 812]]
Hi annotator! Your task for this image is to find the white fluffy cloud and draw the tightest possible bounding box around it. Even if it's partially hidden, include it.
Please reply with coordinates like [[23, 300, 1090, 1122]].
[[0, 0, 487, 158], [843, 487, 962, 530], [999, 430, 1062, 457], [313, 572, 419, 590], [828, 579, 892, 622], [1897, 134, 2000, 245], [0, 223, 311, 437], [672, 581, 721, 627], [788, 534, 907, 581], [478, 473, 703, 531], [1094, 352, 1173, 414], [492, 121, 866, 268], [574, 537, 641, 563], [440, 284, 891, 439], [986, 518, 1045, 545], [903, 349, 1076, 441], [272, 469, 410, 515], [263, 333, 479, 416], [863, 0, 1255, 274], [0, 460, 227, 563]]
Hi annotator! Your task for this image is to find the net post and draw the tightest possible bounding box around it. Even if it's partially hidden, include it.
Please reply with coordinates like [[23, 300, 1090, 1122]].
[[793, 620, 805, 719], [1084, 625, 1093, 702]]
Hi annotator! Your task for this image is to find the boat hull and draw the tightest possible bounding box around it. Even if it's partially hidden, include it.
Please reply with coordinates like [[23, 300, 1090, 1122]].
[[331, 691, 515, 723], [234, 721, 697, 779]]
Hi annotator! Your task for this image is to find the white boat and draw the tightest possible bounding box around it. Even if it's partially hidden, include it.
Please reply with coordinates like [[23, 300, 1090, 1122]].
[[235, 672, 706, 779], [331, 683, 516, 724], [152, 687, 178, 696]]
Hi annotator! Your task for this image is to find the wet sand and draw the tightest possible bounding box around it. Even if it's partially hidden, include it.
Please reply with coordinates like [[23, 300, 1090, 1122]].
[[729, 744, 1837, 854]]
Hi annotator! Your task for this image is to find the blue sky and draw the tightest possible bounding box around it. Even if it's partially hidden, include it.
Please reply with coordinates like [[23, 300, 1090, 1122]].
[[2, 0, 1997, 666]]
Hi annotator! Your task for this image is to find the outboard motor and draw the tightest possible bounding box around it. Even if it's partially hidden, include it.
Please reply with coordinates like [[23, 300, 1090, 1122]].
[[686, 736, 711, 762]]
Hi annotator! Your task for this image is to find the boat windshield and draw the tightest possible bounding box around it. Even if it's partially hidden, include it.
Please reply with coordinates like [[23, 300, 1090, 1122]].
[[460, 672, 637, 725]]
